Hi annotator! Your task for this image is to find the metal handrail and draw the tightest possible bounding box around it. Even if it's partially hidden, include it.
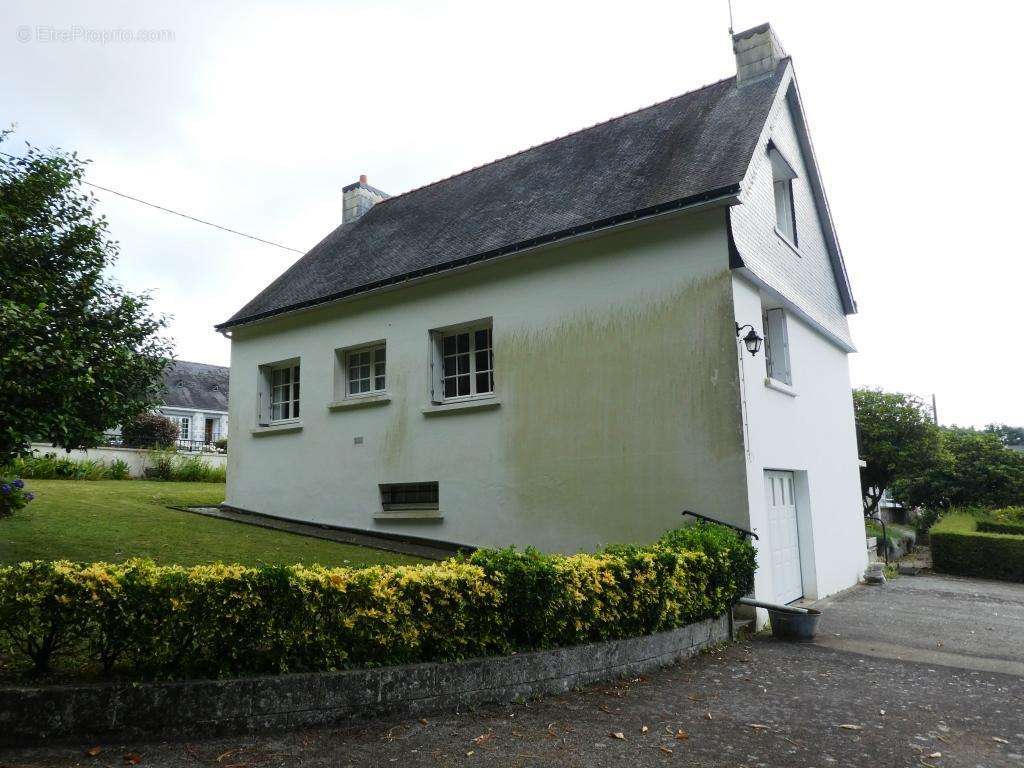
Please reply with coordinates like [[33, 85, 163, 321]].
[[681, 510, 759, 540]]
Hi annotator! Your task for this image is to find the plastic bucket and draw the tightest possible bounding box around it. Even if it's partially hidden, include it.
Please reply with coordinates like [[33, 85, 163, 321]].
[[768, 607, 821, 641]]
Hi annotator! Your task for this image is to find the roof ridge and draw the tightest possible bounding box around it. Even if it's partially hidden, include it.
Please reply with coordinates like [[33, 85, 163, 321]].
[[169, 360, 229, 370], [373, 73, 737, 208]]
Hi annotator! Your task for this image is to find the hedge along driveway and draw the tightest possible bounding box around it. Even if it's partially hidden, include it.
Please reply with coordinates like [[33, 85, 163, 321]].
[[0, 480, 425, 568], [0, 524, 755, 681], [930, 512, 1024, 582]]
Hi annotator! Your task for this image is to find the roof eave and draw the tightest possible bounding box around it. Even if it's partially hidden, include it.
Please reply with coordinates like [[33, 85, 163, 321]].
[[215, 184, 742, 332]]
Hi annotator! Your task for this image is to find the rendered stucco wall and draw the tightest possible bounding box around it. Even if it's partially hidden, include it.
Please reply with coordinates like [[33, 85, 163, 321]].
[[226, 210, 749, 552], [731, 275, 866, 605]]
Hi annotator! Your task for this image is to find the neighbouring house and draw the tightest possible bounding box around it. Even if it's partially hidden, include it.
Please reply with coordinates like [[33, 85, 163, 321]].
[[105, 360, 230, 451], [217, 23, 866, 607], [157, 361, 230, 449]]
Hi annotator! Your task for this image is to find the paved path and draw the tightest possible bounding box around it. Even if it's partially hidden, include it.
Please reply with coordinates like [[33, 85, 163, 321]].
[[815, 573, 1024, 676], [4, 639, 1022, 766], [5, 575, 1023, 767]]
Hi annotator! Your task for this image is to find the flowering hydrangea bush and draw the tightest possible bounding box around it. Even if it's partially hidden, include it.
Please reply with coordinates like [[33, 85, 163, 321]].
[[0, 477, 33, 518]]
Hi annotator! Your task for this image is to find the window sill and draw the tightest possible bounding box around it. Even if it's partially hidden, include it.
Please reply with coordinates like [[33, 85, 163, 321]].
[[764, 377, 797, 397], [421, 397, 501, 416], [328, 393, 391, 411], [373, 510, 444, 521], [774, 228, 801, 257], [251, 421, 303, 436]]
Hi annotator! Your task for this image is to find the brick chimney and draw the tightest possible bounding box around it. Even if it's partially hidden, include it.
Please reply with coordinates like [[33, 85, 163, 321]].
[[342, 174, 389, 224], [732, 23, 786, 86]]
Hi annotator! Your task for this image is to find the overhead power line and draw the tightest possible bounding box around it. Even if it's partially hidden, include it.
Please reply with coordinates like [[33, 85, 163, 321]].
[[1, 150, 307, 254], [81, 180, 305, 256]]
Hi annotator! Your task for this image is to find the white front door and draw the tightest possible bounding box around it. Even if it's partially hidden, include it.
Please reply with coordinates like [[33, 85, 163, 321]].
[[765, 470, 803, 604]]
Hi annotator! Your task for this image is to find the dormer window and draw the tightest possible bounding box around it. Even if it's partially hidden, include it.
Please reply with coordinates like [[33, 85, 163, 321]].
[[769, 145, 797, 246]]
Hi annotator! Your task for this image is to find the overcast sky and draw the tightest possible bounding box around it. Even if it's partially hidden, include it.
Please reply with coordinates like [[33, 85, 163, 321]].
[[3, 1, 1020, 427]]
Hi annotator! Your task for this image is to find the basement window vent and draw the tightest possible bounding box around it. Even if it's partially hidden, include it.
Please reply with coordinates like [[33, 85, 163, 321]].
[[379, 482, 439, 512]]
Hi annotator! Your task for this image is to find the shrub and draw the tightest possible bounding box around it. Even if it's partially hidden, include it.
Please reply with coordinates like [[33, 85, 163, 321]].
[[172, 454, 222, 482], [144, 448, 176, 480], [0, 477, 34, 518], [0, 524, 755, 679], [0, 560, 92, 672], [468, 522, 755, 651], [930, 513, 1024, 582], [122, 412, 179, 449], [10, 452, 106, 480], [991, 506, 1024, 523], [214, 437, 227, 452], [657, 522, 757, 598], [9, 453, 134, 481], [143, 449, 225, 483], [107, 458, 131, 480], [914, 506, 943, 536]]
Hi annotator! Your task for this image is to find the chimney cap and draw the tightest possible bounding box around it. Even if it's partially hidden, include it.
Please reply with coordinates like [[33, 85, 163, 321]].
[[359, 174, 367, 185]]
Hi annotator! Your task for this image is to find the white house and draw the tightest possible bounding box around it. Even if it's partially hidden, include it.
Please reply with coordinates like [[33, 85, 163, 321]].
[[217, 24, 866, 607], [156, 361, 230, 449]]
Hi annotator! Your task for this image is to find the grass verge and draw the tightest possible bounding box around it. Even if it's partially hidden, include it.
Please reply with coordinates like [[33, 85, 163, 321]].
[[1, 480, 424, 568]]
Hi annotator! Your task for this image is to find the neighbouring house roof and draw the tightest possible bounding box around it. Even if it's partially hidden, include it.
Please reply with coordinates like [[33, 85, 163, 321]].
[[161, 361, 229, 412], [218, 63, 789, 330]]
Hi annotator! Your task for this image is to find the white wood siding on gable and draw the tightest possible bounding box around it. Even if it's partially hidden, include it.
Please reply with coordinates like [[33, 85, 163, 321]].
[[730, 79, 853, 348]]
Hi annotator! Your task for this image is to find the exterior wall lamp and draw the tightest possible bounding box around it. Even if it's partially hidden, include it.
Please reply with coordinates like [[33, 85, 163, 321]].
[[735, 323, 763, 356]]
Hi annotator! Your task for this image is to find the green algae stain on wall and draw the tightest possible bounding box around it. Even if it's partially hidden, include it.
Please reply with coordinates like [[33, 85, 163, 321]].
[[500, 270, 747, 546], [381, 368, 410, 468]]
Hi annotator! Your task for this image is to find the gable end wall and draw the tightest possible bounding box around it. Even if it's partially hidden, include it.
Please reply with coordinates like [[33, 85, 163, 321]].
[[730, 78, 853, 347]]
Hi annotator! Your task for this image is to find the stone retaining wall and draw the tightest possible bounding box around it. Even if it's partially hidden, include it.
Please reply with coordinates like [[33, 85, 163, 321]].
[[0, 615, 730, 745]]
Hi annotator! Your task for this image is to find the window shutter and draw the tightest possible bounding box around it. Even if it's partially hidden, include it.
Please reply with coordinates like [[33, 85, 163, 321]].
[[429, 331, 444, 403], [765, 308, 791, 385], [257, 366, 270, 426]]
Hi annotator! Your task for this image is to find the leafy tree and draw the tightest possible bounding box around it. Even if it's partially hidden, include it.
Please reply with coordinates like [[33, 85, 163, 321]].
[[984, 423, 1024, 447], [895, 427, 1024, 510], [853, 388, 943, 514], [0, 134, 173, 465], [121, 412, 179, 449]]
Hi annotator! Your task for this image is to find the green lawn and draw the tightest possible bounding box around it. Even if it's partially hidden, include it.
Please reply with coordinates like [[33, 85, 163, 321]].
[[1, 480, 425, 567]]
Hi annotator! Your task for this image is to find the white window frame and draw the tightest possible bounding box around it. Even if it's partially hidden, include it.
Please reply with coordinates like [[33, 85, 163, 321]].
[[763, 308, 792, 386], [769, 144, 798, 246], [257, 358, 301, 426], [175, 416, 190, 441], [344, 343, 387, 398], [429, 320, 494, 404]]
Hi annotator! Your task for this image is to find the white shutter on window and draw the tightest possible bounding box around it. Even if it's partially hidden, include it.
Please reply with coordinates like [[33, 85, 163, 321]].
[[765, 308, 791, 385], [257, 367, 271, 425], [429, 331, 444, 403]]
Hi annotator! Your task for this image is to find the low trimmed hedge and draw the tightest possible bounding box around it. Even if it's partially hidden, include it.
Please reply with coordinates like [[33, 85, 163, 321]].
[[0, 523, 755, 680], [976, 519, 1024, 536], [930, 513, 1024, 582]]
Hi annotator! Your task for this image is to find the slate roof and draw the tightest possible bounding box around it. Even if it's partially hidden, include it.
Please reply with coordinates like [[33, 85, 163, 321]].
[[219, 64, 787, 330], [161, 361, 229, 412]]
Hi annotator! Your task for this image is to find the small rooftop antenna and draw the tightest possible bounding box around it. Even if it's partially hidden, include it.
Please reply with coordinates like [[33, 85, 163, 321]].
[[727, 0, 735, 35]]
